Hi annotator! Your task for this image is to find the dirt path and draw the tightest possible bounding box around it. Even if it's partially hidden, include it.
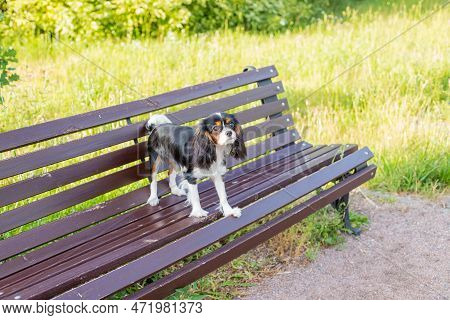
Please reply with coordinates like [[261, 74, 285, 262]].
[[243, 191, 449, 299]]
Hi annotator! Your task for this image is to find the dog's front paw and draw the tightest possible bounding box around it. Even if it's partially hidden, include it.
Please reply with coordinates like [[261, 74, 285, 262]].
[[146, 196, 159, 206], [189, 208, 208, 218], [223, 207, 241, 218], [171, 187, 186, 197]]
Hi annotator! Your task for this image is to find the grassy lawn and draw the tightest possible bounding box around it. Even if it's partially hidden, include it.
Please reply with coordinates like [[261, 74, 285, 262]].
[[2, 1, 448, 194], [0, 0, 448, 298]]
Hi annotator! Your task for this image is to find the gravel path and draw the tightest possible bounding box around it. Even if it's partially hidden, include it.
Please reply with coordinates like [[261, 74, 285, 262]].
[[243, 191, 449, 299]]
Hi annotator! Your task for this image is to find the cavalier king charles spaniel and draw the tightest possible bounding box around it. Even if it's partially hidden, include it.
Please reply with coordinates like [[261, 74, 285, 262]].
[[145, 112, 247, 218]]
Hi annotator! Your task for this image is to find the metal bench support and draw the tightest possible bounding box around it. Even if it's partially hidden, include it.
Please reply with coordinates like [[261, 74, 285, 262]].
[[332, 193, 361, 236]]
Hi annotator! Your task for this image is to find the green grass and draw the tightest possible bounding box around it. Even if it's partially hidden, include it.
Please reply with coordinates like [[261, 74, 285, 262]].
[[1, 0, 448, 194], [0, 0, 448, 299]]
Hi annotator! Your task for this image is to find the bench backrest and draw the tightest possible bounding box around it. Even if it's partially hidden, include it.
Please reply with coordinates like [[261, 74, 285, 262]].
[[0, 65, 298, 263]]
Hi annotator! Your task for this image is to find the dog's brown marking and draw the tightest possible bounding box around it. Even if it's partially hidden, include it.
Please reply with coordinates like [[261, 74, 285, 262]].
[[151, 156, 160, 175], [206, 130, 219, 144], [235, 123, 242, 136]]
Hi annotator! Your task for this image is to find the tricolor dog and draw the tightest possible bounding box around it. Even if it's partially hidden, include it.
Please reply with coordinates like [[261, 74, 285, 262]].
[[145, 112, 247, 218]]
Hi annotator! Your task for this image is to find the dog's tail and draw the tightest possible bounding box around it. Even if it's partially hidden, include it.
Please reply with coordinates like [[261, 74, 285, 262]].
[[145, 114, 172, 132]]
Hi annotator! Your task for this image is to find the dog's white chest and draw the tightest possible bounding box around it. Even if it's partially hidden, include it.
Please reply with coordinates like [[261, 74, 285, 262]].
[[192, 146, 227, 178], [192, 163, 226, 178]]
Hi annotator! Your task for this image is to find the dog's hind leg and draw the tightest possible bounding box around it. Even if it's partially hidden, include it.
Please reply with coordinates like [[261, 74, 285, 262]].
[[169, 163, 186, 197], [147, 150, 161, 206]]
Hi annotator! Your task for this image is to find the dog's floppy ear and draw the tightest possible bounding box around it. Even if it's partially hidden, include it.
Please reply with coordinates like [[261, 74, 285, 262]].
[[230, 119, 247, 160], [192, 121, 216, 168]]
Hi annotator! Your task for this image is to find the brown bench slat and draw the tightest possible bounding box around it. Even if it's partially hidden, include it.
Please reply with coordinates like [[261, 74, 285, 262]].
[[0, 66, 278, 153], [166, 87, 285, 125], [242, 114, 292, 140], [126, 165, 377, 300], [0, 122, 142, 181], [0, 143, 145, 208], [0, 115, 292, 234], [0, 130, 302, 265], [227, 129, 299, 168], [233, 98, 288, 124], [0, 162, 147, 235], [0, 81, 283, 180], [0, 99, 289, 208], [1, 145, 359, 299], [49, 147, 373, 300]]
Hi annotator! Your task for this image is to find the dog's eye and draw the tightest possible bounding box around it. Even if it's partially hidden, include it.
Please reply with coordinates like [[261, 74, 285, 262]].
[[212, 125, 221, 132], [228, 122, 235, 128]]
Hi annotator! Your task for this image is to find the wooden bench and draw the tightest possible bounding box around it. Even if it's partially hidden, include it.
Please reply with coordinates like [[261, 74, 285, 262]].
[[0, 65, 376, 300]]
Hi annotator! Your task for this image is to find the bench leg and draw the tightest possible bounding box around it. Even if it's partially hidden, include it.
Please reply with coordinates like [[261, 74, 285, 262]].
[[332, 193, 361, 236]]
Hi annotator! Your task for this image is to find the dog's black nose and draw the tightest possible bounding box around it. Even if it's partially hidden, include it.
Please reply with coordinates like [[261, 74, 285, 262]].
[[226, 131, 232, 137]]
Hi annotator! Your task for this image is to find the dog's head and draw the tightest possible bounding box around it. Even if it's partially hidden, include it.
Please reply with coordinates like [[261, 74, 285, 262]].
[[193, 112, 247, 168]]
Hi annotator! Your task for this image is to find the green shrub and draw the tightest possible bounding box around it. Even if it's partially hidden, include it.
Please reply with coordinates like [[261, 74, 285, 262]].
[[1, 0, 354, 40], [2, 0, 191, 40], [186, 0, 349, 33], [0, 8, 19, 105]]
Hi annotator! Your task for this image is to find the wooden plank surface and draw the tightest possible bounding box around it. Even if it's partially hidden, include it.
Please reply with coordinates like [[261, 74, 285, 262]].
[[0, 130, 301, 266], [0, 98, 288, 208], [0, 115, 293, 234], [0, 146, 372, 299], [51, 147, 374, 300], [0, 66, 278, 153], [126, 165, 377, 300], [0, 143, 331, 295], [0, 81, 283, 180]]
